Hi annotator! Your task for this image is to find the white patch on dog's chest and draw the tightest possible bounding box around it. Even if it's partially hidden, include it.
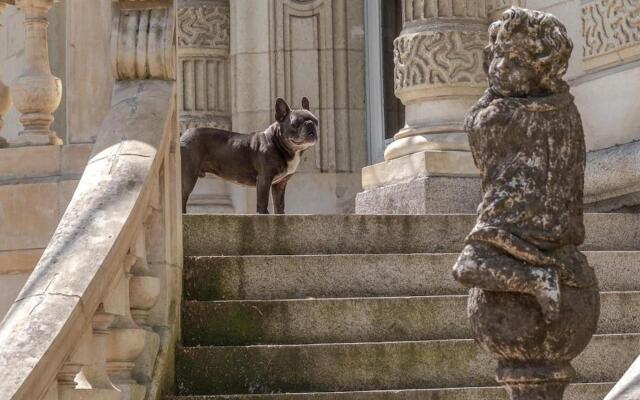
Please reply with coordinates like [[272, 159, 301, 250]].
[[273, 152, 301, 184]]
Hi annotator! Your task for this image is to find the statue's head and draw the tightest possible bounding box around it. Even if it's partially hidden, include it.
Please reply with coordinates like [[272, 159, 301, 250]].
[[485, 7, 572, 97]]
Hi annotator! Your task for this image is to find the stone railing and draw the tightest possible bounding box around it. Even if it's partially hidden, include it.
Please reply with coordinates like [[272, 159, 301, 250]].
[[0, 1, 180, 399]]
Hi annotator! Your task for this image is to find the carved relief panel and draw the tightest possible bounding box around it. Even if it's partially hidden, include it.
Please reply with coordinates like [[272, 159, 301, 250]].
[[582, 0, 640, 71], [177, 0, 231, 131], [271, 0, 367, 173]]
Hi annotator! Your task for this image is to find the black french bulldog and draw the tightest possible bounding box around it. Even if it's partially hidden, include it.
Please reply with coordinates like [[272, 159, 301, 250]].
[[180, 97, 319, 214]]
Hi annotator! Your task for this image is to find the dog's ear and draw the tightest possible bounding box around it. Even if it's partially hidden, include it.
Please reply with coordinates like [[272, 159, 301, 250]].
[[301, 97, 310, 111], [275, 98, 291, 122]]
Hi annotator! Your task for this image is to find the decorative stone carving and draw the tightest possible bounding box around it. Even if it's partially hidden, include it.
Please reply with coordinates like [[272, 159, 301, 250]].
[[177, 0, 230, 131], [453, 8, 599, 400], [384, 0, 488, 162], [582, 0, 640, 71], [111, 5, 176, 81], [393, 31, 486, 103], [10, 0, 62, 146], [178, 4, 229, 48], [486, 0, 526, 20], [402, 0, 487, 22]]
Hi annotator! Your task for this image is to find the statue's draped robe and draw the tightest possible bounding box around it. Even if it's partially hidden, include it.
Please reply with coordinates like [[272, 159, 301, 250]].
[[461, 89, 594, 288]]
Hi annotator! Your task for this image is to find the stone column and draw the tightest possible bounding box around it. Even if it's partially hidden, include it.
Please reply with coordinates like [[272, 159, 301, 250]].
[[384, 0, 487, 161], [0, 2, 12, 148], [177, 0, 234, 213], [357, 0, 487, 214], [10, 0, 62, 146], [356, 0, 526, 214]]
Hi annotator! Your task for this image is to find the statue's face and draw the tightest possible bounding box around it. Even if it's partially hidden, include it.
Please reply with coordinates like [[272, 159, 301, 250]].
[[487, 34, 539, 97]]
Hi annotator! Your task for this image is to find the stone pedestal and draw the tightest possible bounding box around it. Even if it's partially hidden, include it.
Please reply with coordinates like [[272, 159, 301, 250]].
[[356, 150, 481, 213]]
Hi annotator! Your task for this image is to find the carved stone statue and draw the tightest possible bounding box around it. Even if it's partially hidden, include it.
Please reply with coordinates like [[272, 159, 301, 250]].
[[452, 7, 600, 400]]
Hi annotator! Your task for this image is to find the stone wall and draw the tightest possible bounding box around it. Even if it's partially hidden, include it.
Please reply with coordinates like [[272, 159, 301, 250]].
[[529, 0, 640, 152], [0, 0, 109, 319], [229, 0, 367, 213]]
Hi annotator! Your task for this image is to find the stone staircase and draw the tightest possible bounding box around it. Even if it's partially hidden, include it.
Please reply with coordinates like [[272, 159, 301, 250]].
[[172, 214, 640, 399]]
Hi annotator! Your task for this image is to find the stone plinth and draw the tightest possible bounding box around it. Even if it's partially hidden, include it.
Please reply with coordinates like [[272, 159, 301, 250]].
[[356, 150, 481, 214]]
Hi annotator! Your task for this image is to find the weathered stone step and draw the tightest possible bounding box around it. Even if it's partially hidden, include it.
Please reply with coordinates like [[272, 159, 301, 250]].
[[168, 382, 614, 400], [182, 292, 640, 346], [184, 214, 640, 256], [175, 334, 638, 395], [184, 252, 640, 301]]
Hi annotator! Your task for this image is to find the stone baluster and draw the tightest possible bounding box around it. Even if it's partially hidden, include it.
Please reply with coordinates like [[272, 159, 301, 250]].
[[130, 225, 161, 328], [105, 256, 147, 400], [11, 0, 62, 146], [383, 0, 488, 162], [0, 2, 12, 148], [58, 309, 120, 400], [130, 213, 162, 388]]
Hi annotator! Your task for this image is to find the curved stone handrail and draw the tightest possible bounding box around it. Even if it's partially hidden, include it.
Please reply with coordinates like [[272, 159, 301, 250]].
[[0, 1, 179, 398], [0, 79, 177, 399]]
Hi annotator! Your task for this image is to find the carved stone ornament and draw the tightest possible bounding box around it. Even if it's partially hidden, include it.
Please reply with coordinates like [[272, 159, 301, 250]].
[[177, 1, 231, 132], [111, 1, 176, 81], [393, 31, 487, 101], [177, 4, 229, 49], [582, 0, 640, 71], [453, 8, 600, 400]]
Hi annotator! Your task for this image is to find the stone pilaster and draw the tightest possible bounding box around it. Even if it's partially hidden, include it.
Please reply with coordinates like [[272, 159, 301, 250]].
[[177, 0, 231, 130], [357, 0, 488, 214], [178, 0, 234, 213]]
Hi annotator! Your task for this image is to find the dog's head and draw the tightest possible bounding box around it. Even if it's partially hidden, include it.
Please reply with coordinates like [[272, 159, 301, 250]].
[[274, 97, 319, 150]]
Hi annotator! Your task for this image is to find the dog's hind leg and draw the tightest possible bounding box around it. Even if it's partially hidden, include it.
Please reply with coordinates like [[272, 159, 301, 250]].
[[181, 160, 199, 213], [271, 177, 290, 215], [256, 175, 274, 214]]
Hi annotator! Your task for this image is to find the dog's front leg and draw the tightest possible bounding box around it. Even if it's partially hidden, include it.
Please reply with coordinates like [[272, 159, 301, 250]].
[[256, 175, 273, 214], [271, 176, 290, 215]]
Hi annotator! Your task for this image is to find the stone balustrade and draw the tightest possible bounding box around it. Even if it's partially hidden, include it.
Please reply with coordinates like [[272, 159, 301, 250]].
[[0, 1, 180, 399]]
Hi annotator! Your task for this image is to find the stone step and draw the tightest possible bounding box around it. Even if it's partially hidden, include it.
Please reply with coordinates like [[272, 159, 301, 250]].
[[168, 382, 614, 400], [182, 292, 640, 346], [184, 252, 640, 301], [183, 214, 640, 256], [175, 334, 637, 395]]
